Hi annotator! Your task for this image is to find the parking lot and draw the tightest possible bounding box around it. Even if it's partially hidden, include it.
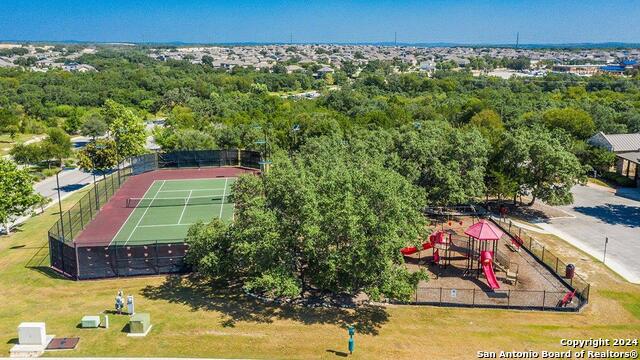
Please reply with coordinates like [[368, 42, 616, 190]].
[[536, 184, 640, 284]]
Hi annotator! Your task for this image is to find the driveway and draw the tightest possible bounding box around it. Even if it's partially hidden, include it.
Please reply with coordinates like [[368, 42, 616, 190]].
[[535, 184, 640, 284]]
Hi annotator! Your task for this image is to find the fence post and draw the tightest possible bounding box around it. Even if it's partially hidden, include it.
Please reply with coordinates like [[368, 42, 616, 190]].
[[415, 284, 418, 303], [67, 211, 73, 239], [585, 284, 590, 302], [74, 243, 80, 280], [94, 179, 99, 209], [114, 244, 118, 277], [555, 258, 559, 273], [79, 201, 84, 228], [507, 290, 511, 308], [542, 247, 545, 263], [156, 240, 160, 275], [88, 193, 93, 219], [542, 290, 546, 311]]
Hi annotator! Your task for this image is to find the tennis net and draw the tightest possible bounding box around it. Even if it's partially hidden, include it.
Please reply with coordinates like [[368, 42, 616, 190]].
[[126, 195, 230, 208]]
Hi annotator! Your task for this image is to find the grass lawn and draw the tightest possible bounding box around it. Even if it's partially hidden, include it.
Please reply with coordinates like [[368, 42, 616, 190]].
[[587, 177, 615, 189], [0, 133, 44, 156], [1, 188, 639, 359]]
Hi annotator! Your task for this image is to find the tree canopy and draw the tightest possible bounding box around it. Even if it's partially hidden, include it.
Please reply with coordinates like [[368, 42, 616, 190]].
[[186, 136, 427, 301], [0, 159, 39, 234]]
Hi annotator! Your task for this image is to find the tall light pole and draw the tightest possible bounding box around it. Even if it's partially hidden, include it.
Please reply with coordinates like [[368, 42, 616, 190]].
[[55, 169, 65, 241]]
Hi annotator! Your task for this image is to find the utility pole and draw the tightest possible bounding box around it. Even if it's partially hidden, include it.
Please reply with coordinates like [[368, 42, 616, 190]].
[[515, 32, 519, 49], [56, 170, 65, 241]]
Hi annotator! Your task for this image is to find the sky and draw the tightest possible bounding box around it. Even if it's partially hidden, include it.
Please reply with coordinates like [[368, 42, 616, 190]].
[[1, 0, 639, 44]]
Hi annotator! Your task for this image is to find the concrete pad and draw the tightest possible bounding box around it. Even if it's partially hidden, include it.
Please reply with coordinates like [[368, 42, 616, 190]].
[[535, 185, 640, 284]]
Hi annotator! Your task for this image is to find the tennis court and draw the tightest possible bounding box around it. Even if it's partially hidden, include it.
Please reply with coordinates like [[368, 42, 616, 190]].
[[110, 177, 234, 246]]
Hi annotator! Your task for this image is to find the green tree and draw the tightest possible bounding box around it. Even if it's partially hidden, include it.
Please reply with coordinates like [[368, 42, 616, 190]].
[[542, 108, 595, 139], [9, 143, 43, 166], [104, 100, 147, 158], [501, 126, 585, 205], [43, 128, 72, 167], [394, 122, 488, 205], [81, 117, 108, 140], [167, 106, 196, 129], [77, 139, 119, 173], [157, 129, 217, 151], [469, 109, 505, 145], [186, 138, 427, 301], [0, 159, 39, 234]]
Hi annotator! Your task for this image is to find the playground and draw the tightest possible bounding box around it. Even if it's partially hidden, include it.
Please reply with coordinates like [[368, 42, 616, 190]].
[[401, 215, 581, 310]]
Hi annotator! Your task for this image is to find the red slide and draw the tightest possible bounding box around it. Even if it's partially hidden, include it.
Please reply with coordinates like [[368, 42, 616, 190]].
[[400, 241, 434, 256], [480, 251, 500, 290]]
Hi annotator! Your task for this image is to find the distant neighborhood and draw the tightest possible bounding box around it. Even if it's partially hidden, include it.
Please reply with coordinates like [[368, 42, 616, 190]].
[[1, 43, 639, 78]]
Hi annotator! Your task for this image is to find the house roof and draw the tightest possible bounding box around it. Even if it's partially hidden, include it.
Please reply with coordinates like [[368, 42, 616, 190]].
[[590, 132, 640, 152], [617, 151, 640, 164]]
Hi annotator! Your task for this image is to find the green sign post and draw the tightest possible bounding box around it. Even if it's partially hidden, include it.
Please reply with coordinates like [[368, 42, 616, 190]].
[[348, 325, 355, 354]]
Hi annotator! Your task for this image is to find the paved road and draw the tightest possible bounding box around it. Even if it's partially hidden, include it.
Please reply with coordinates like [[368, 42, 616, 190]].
[[2, 168, 95, 234], [535, 184, 640, 284], [34, 168, 95, 201]]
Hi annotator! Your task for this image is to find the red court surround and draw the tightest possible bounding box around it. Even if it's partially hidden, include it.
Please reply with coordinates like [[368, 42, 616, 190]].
[[74, 167, 257, 246]]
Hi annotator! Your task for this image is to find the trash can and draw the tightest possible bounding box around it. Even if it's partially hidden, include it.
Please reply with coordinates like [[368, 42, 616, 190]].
[[565, 264, 575, 279]]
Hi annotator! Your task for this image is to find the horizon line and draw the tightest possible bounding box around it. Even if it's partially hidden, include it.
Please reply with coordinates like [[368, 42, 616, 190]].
[[1, 39, 640, 49]]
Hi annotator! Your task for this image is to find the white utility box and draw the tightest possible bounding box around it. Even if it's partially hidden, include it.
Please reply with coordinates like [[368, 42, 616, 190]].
[[18, 322, 47, 345]]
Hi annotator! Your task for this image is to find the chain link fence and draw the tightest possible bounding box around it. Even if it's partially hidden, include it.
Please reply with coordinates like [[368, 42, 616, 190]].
[[48, 149, 261, 280]]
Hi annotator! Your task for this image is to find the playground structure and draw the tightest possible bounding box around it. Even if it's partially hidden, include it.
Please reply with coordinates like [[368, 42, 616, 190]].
[[463, 219, 503, 289], [401, 219, 517, 290], [399, 213, 586, 311], [400, 230, 453, 268]]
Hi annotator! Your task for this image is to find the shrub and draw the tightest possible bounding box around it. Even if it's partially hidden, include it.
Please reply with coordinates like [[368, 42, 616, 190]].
[[602, 171, 636, 187]]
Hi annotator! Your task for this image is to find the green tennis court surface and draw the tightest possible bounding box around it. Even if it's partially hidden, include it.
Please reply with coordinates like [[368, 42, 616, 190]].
[[111, 178, 235, 245]]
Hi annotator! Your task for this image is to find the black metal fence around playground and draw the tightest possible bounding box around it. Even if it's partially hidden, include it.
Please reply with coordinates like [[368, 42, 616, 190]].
[[413, 208, 590, 311], [491, 217, 591, 306], [389, 287, 580, 311], [48, 149, 261, 280]]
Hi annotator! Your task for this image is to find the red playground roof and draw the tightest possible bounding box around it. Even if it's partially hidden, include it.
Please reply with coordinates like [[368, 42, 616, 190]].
[[464, 219, 504, 241]]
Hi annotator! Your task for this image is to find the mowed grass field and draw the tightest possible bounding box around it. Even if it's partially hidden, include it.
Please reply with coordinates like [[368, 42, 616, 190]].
[[1, 187, 639, 359]]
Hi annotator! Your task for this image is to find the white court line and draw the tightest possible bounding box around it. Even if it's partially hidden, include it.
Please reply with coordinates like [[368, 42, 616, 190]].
[[137, 223, 195, 228], [177, 190, 193, 224], [160, 177, 234, 182], [219, 178, 228, 219], [109, 180, 159, 246], [123, 180, 166, 246], [158, 188, 226, 193]]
